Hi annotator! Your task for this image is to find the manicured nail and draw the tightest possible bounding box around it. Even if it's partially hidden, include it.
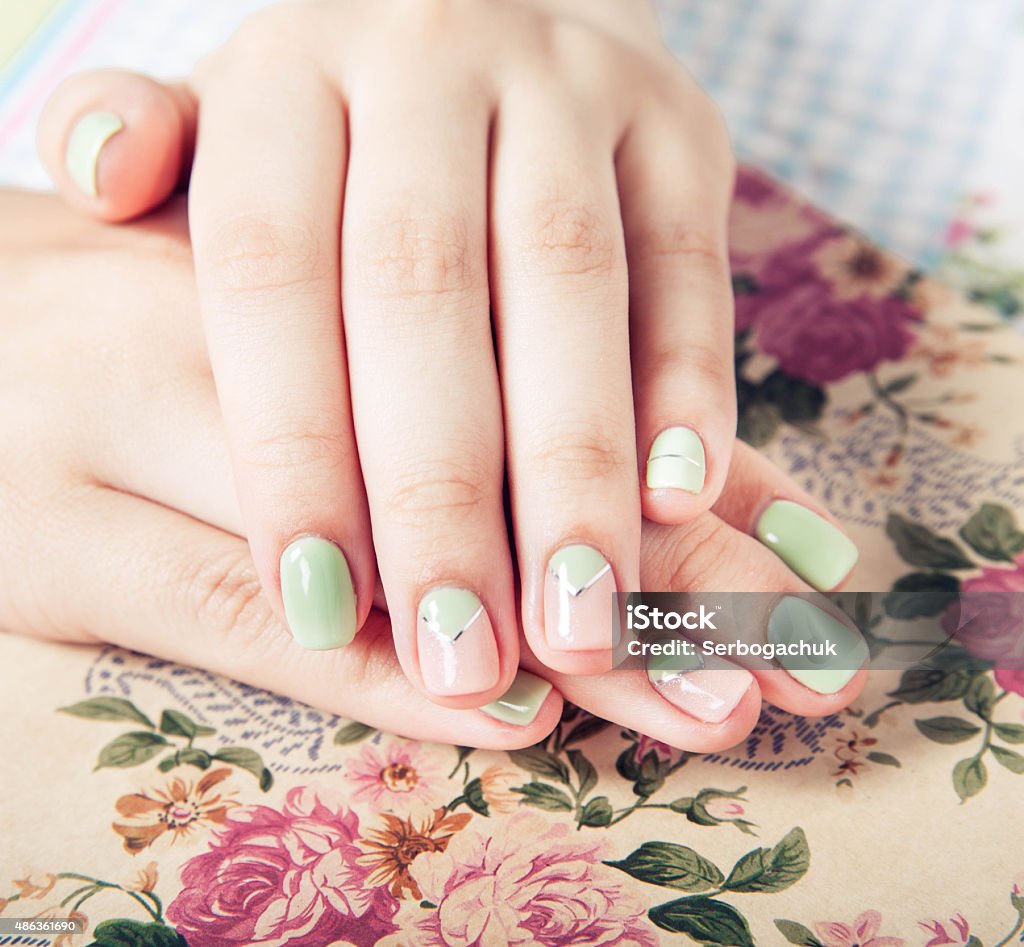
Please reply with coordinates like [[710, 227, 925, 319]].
[[646, 426, 706, 494], [544, 544, 616, 651], [279, 537, 357, 650], [66, 111, 123, 197], [417, 587, 499, 697], [755, 500, 859, 590], [768, 596, 867, 694], [648, 650, 752, 723], [480, 670, 553, 726]]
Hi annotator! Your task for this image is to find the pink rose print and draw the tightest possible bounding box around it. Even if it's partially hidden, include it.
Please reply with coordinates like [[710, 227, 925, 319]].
[[943, 553, 1024, 678], [997, 668, 1024, 698], [729, 170, 829, 269], [167, 786, 398, 947], [919, 913, 972, 946], [755, 281, 920, 386], [701, 796, 745, 821], [815, 910, 904, 947], [397, 812, 657, 946], [633, 733, 680, 765]]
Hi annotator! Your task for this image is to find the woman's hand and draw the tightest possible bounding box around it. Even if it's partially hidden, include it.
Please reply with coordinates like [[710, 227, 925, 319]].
[[0, 190, 866, 752], [34, 0, 769, 708]]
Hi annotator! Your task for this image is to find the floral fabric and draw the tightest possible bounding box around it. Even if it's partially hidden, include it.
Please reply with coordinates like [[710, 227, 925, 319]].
[[3, 167, 1024, 946]]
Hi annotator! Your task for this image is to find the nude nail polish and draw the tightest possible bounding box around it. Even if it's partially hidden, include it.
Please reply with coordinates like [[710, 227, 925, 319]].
[[544, 544, 617, 652], [648, 651, 752, 723], [417, 587, 500, 697]]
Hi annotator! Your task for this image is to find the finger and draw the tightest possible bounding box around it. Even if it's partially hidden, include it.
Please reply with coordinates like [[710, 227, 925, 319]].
[[523, 644, 761, 754], [642, 511, 868, 717], [37, 69, 196, 221], [44, 483, 561, 749], [491, 84, 640, 674], [616, 97, 738, 525], [713, 441, 861, 591], [342, 79, 517, 705], [188, 56, 376, 652]]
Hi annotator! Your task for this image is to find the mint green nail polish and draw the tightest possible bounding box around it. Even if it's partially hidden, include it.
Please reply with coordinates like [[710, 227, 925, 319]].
[[280, 537, 356, 650], [646, 646, 704, 685], [66, 111, 123, 197], [548, 544, 611, 595], [768, 596, 867, 694], [755, 500, 859, 590], [646, 426, 706, 493], [418, 587, 483, 641], [480, 670, 552, 726]]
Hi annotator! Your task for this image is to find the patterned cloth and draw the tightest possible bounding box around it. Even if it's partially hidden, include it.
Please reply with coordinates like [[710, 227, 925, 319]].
[[3, 167, 1024, 946], [3, 3, 1024, 945]]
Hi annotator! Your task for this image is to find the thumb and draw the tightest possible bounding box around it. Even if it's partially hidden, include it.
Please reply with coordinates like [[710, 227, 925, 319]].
[[37, 68, 196, 222]]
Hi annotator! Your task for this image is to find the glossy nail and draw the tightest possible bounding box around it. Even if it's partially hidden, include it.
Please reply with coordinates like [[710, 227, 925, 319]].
[[755, 500, 859, 590], [66, 111, 123, 197], [646, 426, 706, 494], [480, 670, 553, 726], [545, 544, 617, 651], [280, 537, 357, 650], [768, 596, 867, 694], [648, 650, 752, 723], [417, 587, 500, 697]]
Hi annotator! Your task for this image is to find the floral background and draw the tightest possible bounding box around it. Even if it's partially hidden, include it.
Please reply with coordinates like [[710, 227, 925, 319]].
[[2, 167, 1023, 946]]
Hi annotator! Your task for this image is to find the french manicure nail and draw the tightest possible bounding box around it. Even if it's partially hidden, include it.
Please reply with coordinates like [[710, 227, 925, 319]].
[[768, 596, 867, 694], [480, 670, 553, 726], [648, 650, 752, 723], [280, 537, 357, 650], [66, 111, 124, 197], [755, 500, 859, 590], [646, 426, 706, 494], [417, 587, 500, 696], [544, 544, 617, 651]]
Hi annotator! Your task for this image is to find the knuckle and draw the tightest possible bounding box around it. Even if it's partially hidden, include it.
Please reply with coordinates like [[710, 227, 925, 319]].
[[241, 425, 346, 491], [223, 3, 316, 59], [664, 517, 732, 592], [381, 453, 493, 529], [202, 213, 331, 301], [396, 0, 460, 31], [648, 339, 734, 399], [632, 221, 727, 276], [181, 546, 277, 646], [354, 207, 478, 302], [529, 422, 631, 483], [521, 198, 621, 280]]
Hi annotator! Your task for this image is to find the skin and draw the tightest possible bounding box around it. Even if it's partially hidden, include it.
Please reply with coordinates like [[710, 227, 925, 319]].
[[0, 191, 866, 752], [36, 0, 742, 707]]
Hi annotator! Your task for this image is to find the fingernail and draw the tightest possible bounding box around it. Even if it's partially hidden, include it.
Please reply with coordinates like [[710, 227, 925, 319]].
[[480, 670, 553, 726], [768, 596, 867, 694], [417, 587, 500, 697], [66, 111, 124, 197], [648, 650, 752, 723], [544, 544, 616, 651], [280, 537, 357, 650], [646, 426, 706, 494], [755, 500, 859, 590]]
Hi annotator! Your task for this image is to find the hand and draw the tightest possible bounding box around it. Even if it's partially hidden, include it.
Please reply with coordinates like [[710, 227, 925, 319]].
[[0, 190, 866, 751], [35, 0, 765, 709]]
